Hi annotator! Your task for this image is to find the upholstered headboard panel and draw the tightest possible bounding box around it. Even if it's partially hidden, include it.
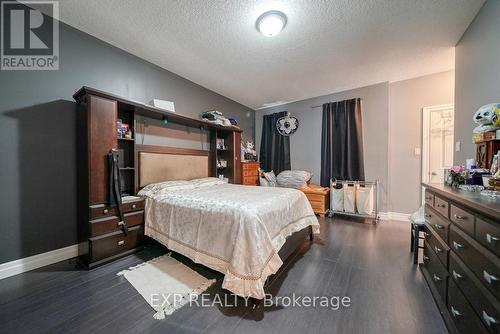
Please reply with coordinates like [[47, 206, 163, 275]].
[[139, 150, 209, 187]]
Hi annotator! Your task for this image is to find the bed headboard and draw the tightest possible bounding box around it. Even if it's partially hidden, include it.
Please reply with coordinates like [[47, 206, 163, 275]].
[[136, 145, 210, 188]]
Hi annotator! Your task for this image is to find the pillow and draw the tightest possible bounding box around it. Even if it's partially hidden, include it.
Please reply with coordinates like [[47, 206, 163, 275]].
[[138, 180, 195, 197], [262, 170, 278, 187], [276, 170, 313, 189], [259, 176, 270, 187], [190, 177, 226, 188]]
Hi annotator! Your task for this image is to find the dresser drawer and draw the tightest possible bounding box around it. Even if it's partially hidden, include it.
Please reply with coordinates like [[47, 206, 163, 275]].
[[449, 252, 500, 334], [426, 225, 450, 268], [89, 210, 144, 237], [477, 217, 500, 258], [448, 279, 489, 334], [434, 195, 449, 218], [451, 204, 475, 236], [450, 225, 500, 301], [424, 190, 435, 207], [242, 163, 260, 170], [89, 200, 145, 219], [90, 225, 143, 262], [425, 205, 450, 243], [243, 170, 259, 177], [423, 242, 448, 303]]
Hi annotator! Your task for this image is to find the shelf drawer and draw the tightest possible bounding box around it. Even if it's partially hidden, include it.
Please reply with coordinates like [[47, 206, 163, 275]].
[[451, 204, 475, 236], [434, 195, 449, 218], [424, 190, 435, 207], [449, 252, 500, 334], [90, 226, 143, 262], [448, 279, 489, 334], [89, 210, 144, 237], [423, 242, 448, 303], [476, 217, 500, 258], [89, 200, 145, 219], [425, 205, 450, 243], [450, 225, 500, 301]]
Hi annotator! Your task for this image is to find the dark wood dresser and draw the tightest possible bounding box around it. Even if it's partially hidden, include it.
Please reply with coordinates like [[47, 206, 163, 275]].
[[241, 161, 260, 186], [422, 183, 500, 334]]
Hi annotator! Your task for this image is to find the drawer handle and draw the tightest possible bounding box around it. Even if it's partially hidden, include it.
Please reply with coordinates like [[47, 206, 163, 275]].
[[424, 232, 430, 239], [132, 204, 137, 209], [451, 306, 462, 318], [453, 214, 466, 220], [434, 246, 442, 253], [483, 311, 498, 327], [423, 255, 429, 262], [433, 224, 444, 230], [483, 270, 499, 284], [453, 241, 464, 250], [425, 196, 432, 201], [487, 233, 500, 244], [425, 214, 432, 219], [117, 240, 125, 246], [437, 204, 446, 208], [433, 274, 442, 282], [452, 270, 463, 280], [103, 209, 109, 214]]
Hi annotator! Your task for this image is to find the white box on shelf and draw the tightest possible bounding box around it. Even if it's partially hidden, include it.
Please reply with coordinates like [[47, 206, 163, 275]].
[[149, 99, 175, 112]]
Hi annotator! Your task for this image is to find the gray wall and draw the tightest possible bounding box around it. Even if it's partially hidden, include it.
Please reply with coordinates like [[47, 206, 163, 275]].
[[256, 83, 390, 211], [455, 0, 499, 164], [0, 18, 255, 264], [388, 71, 454, 214]]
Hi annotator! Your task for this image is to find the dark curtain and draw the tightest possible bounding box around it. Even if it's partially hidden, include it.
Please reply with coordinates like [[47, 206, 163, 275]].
[[260, 111, 291, 174], [320, 98, 364, 187]]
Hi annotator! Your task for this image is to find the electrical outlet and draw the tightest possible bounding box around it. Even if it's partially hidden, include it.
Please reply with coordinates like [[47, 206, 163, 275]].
[[455, 141, 461, 152], [414, 147, 421, 156]]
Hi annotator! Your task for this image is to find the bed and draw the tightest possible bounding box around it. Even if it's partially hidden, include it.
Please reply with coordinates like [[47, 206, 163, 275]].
[[136, 145, 320, 299]]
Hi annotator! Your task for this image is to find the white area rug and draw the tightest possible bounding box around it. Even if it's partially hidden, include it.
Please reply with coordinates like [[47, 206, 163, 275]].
[[117, 253, 216, 319]]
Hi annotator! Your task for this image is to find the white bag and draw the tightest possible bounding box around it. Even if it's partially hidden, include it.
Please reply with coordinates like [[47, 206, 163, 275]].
[[356, 185, 374, 215], [330, 184, 344, 211], [343, 184, 357, 213]]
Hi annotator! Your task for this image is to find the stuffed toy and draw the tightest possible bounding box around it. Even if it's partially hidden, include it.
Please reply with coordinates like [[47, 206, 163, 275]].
[[473, 103, 500, 134]]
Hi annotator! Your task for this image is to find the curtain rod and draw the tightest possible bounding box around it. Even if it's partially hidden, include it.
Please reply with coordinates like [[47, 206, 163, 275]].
[[311, 98, 363, 109]]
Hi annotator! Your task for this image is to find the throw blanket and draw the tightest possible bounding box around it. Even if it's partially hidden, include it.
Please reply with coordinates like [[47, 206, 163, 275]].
[[143, 183, 319, 299]]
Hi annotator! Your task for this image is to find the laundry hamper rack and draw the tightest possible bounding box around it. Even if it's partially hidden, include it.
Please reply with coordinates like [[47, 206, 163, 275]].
[[327, 179, 380, 224]]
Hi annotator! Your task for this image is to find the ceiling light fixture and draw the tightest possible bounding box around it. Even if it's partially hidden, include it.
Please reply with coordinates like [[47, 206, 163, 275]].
[[256, 11, 287, 37]]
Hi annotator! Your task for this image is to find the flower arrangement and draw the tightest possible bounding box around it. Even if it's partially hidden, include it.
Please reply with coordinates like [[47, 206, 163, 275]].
[[446, 166, 467, 188]]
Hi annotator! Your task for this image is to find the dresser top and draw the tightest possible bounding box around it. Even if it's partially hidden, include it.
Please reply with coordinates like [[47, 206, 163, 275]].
[[423, 183, 500, 221]]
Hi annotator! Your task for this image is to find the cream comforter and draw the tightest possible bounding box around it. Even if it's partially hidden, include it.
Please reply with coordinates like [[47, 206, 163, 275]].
[[143, 183, 319, 299]]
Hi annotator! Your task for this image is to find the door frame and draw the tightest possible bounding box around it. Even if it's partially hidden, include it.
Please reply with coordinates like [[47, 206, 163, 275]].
[[421, 104, 454, 201]]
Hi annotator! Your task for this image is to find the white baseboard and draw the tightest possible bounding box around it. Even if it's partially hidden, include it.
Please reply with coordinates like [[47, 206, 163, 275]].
[[379, 212, 410, 222], [0, 244, 78, 280]]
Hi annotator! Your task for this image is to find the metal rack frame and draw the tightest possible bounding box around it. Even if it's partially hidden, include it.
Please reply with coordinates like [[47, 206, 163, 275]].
[[327, 179, 380, 224]]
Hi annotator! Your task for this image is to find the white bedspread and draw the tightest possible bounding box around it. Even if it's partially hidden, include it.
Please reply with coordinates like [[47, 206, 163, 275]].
[[143, 183, 319, 299]]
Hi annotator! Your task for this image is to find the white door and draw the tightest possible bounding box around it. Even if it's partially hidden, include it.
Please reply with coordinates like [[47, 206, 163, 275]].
[[422, 105, 454, 185]]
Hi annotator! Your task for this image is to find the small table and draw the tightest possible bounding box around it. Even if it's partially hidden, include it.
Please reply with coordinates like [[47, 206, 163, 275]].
[[299, 184, 330, 217]]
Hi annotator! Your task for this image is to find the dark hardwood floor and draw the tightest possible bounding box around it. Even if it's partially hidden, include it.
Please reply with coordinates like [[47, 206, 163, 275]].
[[0, 217, 447, 334]]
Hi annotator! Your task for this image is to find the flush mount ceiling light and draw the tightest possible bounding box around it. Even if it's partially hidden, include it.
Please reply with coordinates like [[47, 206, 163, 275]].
[[256, 11, 287, 37]]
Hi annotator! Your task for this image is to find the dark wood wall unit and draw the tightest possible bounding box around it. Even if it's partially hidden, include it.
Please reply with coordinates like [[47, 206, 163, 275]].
[[476, 139, 500, 169], [75, 87, 243, 267], [421, 183, 500, 334], [213, 129, 242, 184]]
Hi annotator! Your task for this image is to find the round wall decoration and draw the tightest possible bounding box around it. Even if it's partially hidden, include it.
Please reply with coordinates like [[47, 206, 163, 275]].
[[276, 112, 299, 136]]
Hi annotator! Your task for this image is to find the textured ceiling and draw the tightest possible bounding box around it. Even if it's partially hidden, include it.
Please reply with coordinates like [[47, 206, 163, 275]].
[[51, 0, 484, 109]]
